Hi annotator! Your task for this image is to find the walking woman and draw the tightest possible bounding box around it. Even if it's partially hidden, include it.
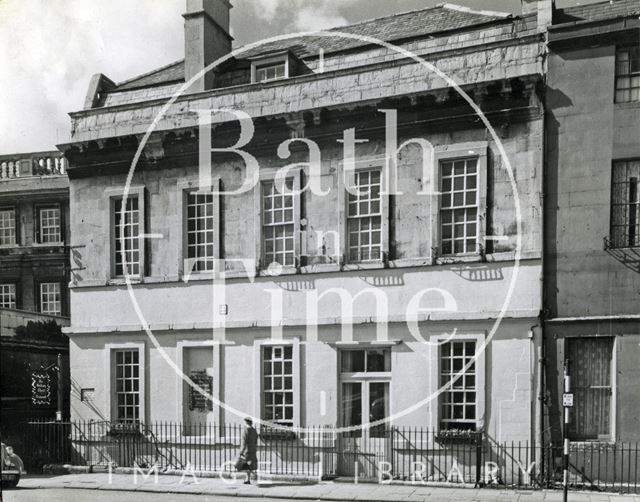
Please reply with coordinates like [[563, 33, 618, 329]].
[[239, 417, 258, 484]]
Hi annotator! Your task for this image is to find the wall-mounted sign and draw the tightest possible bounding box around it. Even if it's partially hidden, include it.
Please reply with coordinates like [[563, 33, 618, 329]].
[[31, 371, 52, 406], [188, 370, 213, 412]]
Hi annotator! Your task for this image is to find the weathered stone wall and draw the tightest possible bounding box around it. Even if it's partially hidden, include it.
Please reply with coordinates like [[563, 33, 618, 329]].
[[69, 317, 534, 441], [545, 45, 640, 318]]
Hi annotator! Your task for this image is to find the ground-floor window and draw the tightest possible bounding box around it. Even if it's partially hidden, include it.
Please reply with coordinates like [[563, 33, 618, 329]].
[[567, 337, 614, 440], [262, 345, 294, 426], [114, 349, 140, 424], [440, 340, 477, 431]]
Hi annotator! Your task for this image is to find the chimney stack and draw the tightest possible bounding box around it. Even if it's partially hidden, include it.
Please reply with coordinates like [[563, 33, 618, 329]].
[[183, 0, 233, 92], [522, 0, 554, 32]]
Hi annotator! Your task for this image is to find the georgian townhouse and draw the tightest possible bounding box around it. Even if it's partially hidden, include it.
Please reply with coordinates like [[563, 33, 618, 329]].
[[544, 0, 640, 445], [59, 0, 549, 476]]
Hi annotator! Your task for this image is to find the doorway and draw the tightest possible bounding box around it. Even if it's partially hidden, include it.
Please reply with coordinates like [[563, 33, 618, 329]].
[[337, 348, 392, 478]]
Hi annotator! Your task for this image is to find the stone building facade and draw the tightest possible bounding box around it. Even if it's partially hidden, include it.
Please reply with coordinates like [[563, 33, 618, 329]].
[[0, 151, 70, 317], [544, 0, 640, 443], [60, 0, 548, 460]]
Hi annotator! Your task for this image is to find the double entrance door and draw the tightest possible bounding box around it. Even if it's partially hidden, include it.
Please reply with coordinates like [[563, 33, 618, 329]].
[[337, 349, 391, 479]]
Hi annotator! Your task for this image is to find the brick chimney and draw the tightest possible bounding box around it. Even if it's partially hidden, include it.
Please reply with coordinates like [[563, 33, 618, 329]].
[[522, 0, 554, 32], [183, 0, 233, 92]]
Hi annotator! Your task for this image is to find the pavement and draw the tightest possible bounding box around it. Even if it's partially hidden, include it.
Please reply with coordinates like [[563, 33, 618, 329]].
[[14, 473, 640, 501]]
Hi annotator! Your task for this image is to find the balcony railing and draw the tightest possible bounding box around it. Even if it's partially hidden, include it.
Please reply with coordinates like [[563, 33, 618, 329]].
[[0, 151, 66, 179]]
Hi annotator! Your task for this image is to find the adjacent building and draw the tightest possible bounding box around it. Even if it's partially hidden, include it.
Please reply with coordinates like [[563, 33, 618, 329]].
[[0, 151, 71, 462], [544, 0, 640, 444]]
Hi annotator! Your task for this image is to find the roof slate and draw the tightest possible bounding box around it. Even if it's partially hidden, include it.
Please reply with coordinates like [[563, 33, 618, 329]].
[[114, 3, 511, 92]]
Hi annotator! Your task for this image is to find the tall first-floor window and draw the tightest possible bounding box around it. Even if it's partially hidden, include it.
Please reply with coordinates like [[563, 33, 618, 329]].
[[113, 196, 140, 277], [347, 169, 382, 262], [114, 349, 141, 424], [186, 191, 215, 272], [262, 179, 296, 267], [262, 345, 294, 426], [611, 160, 640, 248], [0, 283, 16, 308], [440, 340, 477, 431], [567, 337, 613, 440], [39, 282, 61, 315], [440, 158, 479, 255]]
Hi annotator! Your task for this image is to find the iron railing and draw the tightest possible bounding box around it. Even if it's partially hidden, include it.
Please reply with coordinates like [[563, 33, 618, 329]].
[[18, 420, 640, 494]]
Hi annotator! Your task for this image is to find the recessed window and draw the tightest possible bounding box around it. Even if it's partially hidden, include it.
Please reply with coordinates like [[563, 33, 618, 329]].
[[0, 207, 16, 246], [186, 192, 215, 272], [262, 345, 294, 426], [347, 170, 382, 263], [114, 349, 140, 424], [440, 158, 479, 255], [113, 197, 140, 277], [40, 282, 61, 315], [615, 45, 640, 103], [262, 179, 296, 267], [610, 160, 640, 248], [440, 340, 477, 431], [567, 337, 613, 440], [255, 62, 286, 83], [37, 206, 62, 244], [0, 283, 16, 309]]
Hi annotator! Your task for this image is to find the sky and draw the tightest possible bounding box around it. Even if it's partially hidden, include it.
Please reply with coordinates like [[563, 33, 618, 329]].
[[0, 0, 604, 153]]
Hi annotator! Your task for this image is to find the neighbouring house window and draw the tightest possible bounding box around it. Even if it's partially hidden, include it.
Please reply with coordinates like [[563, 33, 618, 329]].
[[186, 192, 215, 272], [0, 283, 16, 308], [615, 45, 640, 103], [39, 282, 61, 315], [255, 62, 286, 83], [114, 349, 140, 424], [340, 349, 391, 438], [113, 197, 140, 277], [610, 160, 640, 248], [347, 169, 382, 262], [440, 340, 477, 431], [262, 345, 294, 426], [440, 158, 479, 255], [262, 179, 296, 267], [0, 207, 16, 246], [567, 337, 614, 440], [37, 206, 62, 244]]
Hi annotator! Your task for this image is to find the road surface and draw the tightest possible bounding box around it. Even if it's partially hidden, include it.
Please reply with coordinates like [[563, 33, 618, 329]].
[[2, 488, 301, 502]]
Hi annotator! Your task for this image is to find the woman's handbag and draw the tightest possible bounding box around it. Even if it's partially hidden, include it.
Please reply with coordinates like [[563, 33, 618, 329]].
[[235, 455, 249, 471]]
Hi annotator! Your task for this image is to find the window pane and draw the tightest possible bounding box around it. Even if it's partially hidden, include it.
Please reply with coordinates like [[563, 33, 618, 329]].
[[113, 197, 141, 277], [114, 349, 141, 425], [440, 158, 479, 255], [0, 283, 17, 308], [439, 340, 477, 431], [0, 208, 16, 246]]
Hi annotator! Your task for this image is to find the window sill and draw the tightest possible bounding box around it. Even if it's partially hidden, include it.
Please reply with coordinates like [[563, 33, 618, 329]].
[[435, 254, 482, 265], [32, 242, 65, 248], [258, 266, 298, 277], [299, 263, 341, 274], [343, 261, 385, 271], [107, 277, 142, 286], [614, 101, 640, 109]]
